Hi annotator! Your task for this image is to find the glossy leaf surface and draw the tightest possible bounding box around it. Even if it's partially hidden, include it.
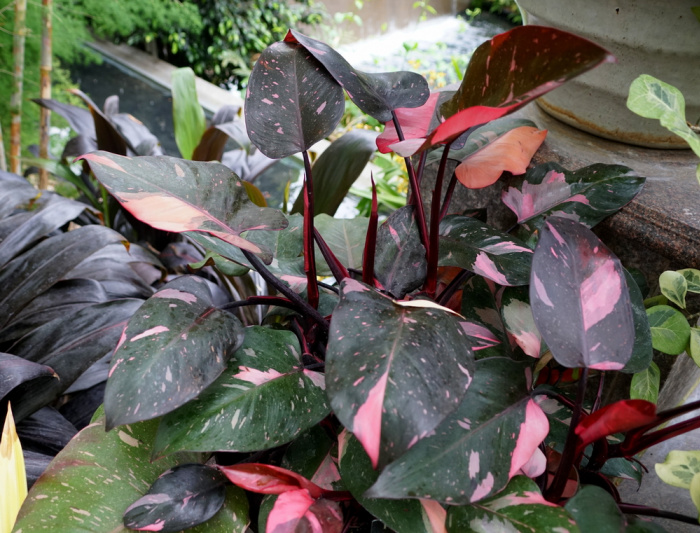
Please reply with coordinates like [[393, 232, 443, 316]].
[[659, 270, 687, 308], [105, 276, 244, 429], [172, 67, 207, 160], [374, 206, 427, 298], [14, 409, 249, 533], [563, 485, 624, 533], [530, 217, 634, 370], [123, 464, 227, 532], [622, 269, 654, 374], [286, 30, 429, 123], [646, 305, 691, 355], [680, 268, 700, 293], [81, 152, 287, 262], [445, 476, 578, 533], [0, 353, 56, 402], [459, 276, 509, 358], [245, 40, 344, 159], [575, 400, 657, 451], [218, 463, 324, 498], [326, 279, 474, 469], [439, 215, 533, 286], [154, 326, 329, 454], [368, 358, 548, 504], [267, 491, 343, 533]]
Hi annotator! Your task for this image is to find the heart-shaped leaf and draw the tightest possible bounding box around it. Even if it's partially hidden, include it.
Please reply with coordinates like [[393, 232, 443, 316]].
[[574, 399, 657, 452], [245, 40, 344, 159], [326, 279, 474, 469], [286, 30, 430, 123], [154, 326, 329, 454], [630, 361, 660, 404], [367, 358, 548, 504], [104, 276, 244, 430], [659, 270, 687, 308], [646, 305, 691, 355], [81, 152, 288, 263], [530, 217, 635, 370], [438, 215, 533, 286], [445, 476, 578, 533], [123, 464, 227, 532]]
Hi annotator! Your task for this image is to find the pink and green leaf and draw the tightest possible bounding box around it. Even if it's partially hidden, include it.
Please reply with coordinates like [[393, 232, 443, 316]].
[[501, 286, 544, 359]]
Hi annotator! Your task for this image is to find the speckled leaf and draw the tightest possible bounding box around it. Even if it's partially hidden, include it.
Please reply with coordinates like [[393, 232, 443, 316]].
[[622, 269, 653, 374], [374, 206, 427, 298], [655, 450, 700, 489], [104, 276, 244, 430], [445, 476, 579, 533], [659, 270, 687, 309], [13, 408, 249, 533], [286, 30, 430, 123], [338, 432, 440, 533], [326, 279, 474, 469], [530, 217, 634, 370], [646, 305, 691, 355], [81, 152, 288, 263], [244, 40, 344, 159], [123, 464, 227, 532], [367, 358, 548, 504], [459, 276, 509, 358], [501, 286, 543, 359], [438, 215, 532, 286], [314, 215, 369, 277], [630, 361, 660, 403], [154, 326, 329, 454], [564, 485, 625, 533]]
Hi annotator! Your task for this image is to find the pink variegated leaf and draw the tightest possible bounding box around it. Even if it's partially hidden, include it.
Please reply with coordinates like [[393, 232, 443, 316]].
[[530, 216, 635, 370], [376, 92, 442, 154], [80, 151, 288, 264], [575, 399, 657, 452], [266, 491, 343, 533], [326, 279, 474, 469], [459, 320, 502, 352], [218, 464, 324, 498], [368, 358, 548, 504], [501, 287, 544, 359]]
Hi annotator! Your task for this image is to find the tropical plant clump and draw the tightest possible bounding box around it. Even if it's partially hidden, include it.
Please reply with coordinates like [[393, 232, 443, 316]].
[[11, 24, 700, 533]]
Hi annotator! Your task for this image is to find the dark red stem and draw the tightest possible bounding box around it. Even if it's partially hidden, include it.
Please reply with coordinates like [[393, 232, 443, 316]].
[[362, 175, 378, 286], [439, 172, 458, 221], [426, 141, 452, 297], [302, 151, 319, 309], [314, 227, 350, 282], [618, 503, 700, 527], [436, 269, 473, 306]]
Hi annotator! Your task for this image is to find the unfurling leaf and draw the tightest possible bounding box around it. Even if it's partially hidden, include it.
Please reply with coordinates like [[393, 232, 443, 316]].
[[218, 463, 324, 498], [0, 403, 26, 533], [575, 399, 657, 452]]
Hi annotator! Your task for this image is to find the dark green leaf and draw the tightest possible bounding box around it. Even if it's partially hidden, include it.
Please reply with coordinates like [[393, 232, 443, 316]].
[[646, 305, 691, 355], [326, 279, 474, 469], [622, 269, 654, 374], [459, 276, 509, 358], [154, 326, 329, 454], [172, 67, 207, 159], [104, 276, 244, 429], [564, 485, 624, 533]]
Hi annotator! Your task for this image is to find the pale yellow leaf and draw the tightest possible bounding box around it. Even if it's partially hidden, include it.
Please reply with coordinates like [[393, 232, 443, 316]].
[[1, 403, 27, 533]]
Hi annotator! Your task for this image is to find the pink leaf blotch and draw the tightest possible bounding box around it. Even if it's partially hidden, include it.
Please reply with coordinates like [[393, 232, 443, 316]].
[[509, 399, 549, 478], [352, 371, 389, 468], [266, 489, 316, 533]]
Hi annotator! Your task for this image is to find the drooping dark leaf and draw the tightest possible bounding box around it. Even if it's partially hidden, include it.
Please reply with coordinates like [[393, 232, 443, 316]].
[[154, 326, 329, 454], [286, 30, 430, 123], [81, 151, 288, 262], [326, 279, 474, 469], [502, 163, 645, 239], [123, 464, 227, 532], [65, 352, 111, 394], [622, 269, 653, 374], [0, 353, 56, 403], [104, 276, 244, 429], [110, 113, 163, 156], [339, 432, 444, 533], [374, 206, 427, 298], [530, 217, 635, 370], [438, 215, 533, 286], [32, 98, 96, 139], [70, 88, 128, 155], [14, 408, 250, 533], [245, 40, 344, 159], [15, 407, 77, 456], [646, 305, 691, 355], [9, 299, 143, 421], [367, 358, 548, 504], [445, 476, 578, 533], [0, 178, 39, 219], [564, 485, 624, 533], [0, 225, 126, 329]]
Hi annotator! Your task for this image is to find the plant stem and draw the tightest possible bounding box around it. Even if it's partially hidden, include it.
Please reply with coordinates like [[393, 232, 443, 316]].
[[242, 249, 328, 332], [392, 110, 429, 251], [439, 172, 458, 221], [302, 151, 319, 309], [362, 175, 378, 286], [530, 389, 578, 412], [436, 270, 473, 306], [546, 367, 588, 502], [314, 227, 349, 282], [220, 296, 297, 313], [38, 0, 52, 189], [618, 503, 700, 527], [10, 0, 27, 175], [426, 141, 452, 297]]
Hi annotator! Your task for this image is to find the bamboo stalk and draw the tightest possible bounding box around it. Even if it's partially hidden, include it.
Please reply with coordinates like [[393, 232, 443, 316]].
[[10, 0, 27, 176], [0, 123, 6, 172], [39, 0, 52, 189]]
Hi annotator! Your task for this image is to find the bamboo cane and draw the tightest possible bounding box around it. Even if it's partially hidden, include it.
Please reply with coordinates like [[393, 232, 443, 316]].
[[10, 0, 27, 176], [0, 123, 6, 172], [38, 0, 52, 189]]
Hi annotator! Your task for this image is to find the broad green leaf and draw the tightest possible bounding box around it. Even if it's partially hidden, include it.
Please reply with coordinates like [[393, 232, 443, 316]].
[[13, 408, 249, 533], [531, 217, 634, 370], [189, 251, 249, 277], [0, 225, 125, 329], [291, 129, 378, 216], [659, 270, 687, 308], [679, 268, 700, 293], [627, 75, 700, 159], [245, 40, 344, 159], [622, 269, 654, 374], [105, 276, 244, 429], [338, 433, 439, 533], [564, 485, 624, 533], [1, 404, 26, 533], [172, 68, 207, 159], [154, 326, 329, 454], [313, 215, 369, 276], [445, 476, 579, 533], [286, 30, 429, 123], [374, 206, 427, 299], [646, 305, 691, 355], [246, 213, 304, 261], [326, 279, 474, 469], [503, 163, 645, 240], [81, 152, 288, 263], [691, 471, 700, 520], [438, 215, 533, 286], [123, 464, 227, 532], [501, 286, 543, 358], [367, 358, 548, 504], [689, 328, 700, 368], [630, 361, 660, 403], [655, 450, 700, 489]]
